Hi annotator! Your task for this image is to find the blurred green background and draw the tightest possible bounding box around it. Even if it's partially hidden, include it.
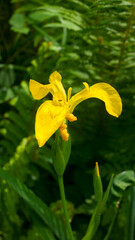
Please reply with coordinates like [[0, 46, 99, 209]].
[[0, 0, 135, 239]]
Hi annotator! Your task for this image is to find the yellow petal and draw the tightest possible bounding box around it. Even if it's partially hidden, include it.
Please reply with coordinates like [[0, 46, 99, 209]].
[[49, 71, 62, 83], [68, 87, 72, 101], [89, 83, 122, 117], [35, 100, 68, 147], [69, 82, 91, 112], [69, 82, 122, 117], [49, 71, 67, 102], [29, 79, 51, 100]]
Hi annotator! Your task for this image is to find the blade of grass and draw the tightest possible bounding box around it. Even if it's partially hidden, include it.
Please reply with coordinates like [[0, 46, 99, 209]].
[[0, 167, 69, 240]]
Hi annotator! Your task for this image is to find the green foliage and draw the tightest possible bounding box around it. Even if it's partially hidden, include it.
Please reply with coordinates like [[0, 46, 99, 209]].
[[82, 175, 113, 240], [1, 0, 135, 239], [0, 167, 69, 240], [112, 170, 135, 198]]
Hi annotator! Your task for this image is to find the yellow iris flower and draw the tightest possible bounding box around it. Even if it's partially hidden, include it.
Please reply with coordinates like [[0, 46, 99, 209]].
[[29, 71, 122, 147]]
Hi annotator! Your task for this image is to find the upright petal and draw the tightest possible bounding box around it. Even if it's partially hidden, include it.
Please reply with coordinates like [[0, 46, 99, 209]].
[[69, 82, 122, 117], [49, 71, 62, 83], [30, 71, 67, 102], [49, 71, 67, 102], [35, 100, 68, 147], [29, 79, 51, 100]]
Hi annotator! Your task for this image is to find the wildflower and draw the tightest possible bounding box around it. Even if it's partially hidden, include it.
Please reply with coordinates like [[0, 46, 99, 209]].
[[29, 71, 122, 147]]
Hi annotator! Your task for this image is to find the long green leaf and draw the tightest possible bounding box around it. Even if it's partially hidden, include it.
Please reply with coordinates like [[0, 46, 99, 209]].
[[128, 187, 135, 240], [82, 175, 113, 240], [0, 167, 69, 240], [32, 213, 56, 240]]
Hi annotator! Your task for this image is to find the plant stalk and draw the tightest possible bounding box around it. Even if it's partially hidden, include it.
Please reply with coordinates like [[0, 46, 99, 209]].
[[128, 186, 135, 240], [103, 206, 118, 240], [58, 175, 75, 240]]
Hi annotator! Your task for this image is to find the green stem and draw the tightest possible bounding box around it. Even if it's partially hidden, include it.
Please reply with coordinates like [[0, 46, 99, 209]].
[[103, 206, 118, 240], [128, 186, 135, 240], [58, 175, 75, 240]]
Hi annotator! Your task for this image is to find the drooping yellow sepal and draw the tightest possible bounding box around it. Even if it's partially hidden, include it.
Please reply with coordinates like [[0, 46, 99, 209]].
[[35, 100, 68, 147], [88, 83, 122, 117], [69, 82, 122, 117]]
